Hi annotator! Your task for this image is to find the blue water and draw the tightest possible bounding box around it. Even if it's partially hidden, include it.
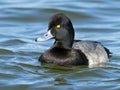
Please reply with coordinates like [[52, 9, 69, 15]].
[[0, 0, 120, 90]]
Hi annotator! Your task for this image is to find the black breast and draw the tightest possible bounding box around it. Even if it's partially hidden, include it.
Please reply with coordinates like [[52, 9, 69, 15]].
[[39, 48, 88, 66]]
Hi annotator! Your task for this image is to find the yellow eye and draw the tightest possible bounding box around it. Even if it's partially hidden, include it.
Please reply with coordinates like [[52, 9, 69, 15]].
[[56, 24, 61, 29]]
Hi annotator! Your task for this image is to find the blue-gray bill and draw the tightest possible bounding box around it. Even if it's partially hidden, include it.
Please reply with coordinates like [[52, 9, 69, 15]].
[[35, 30, 53, 42]]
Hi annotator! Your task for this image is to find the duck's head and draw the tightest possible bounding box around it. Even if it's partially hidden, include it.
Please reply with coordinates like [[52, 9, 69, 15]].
[[36, 13, 75, 48]]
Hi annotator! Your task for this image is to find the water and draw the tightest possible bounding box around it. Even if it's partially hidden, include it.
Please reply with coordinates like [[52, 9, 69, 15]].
[[0, 0, 120, 90]]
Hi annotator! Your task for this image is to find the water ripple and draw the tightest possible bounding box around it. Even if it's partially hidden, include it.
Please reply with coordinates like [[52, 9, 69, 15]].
[[0, 0, 120, 90]]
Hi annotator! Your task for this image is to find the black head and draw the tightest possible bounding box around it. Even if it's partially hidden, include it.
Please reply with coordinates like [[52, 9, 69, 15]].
[[48, 13, 75, 48], [36, 13, 75, 48]]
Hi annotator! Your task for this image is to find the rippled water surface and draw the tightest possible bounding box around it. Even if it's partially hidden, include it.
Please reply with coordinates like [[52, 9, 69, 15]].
[[0, 0, 120, 90]]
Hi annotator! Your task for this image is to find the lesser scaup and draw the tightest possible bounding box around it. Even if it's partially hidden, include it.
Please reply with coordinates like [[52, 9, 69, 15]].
[[36, 13, 111, 67]]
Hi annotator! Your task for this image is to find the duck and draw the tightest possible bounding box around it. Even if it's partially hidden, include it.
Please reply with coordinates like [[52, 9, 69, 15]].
[[35, 13, 111, 67]]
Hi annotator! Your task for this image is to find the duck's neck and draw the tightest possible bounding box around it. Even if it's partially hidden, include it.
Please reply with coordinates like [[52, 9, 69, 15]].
[[53, 40, 73, 49]]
